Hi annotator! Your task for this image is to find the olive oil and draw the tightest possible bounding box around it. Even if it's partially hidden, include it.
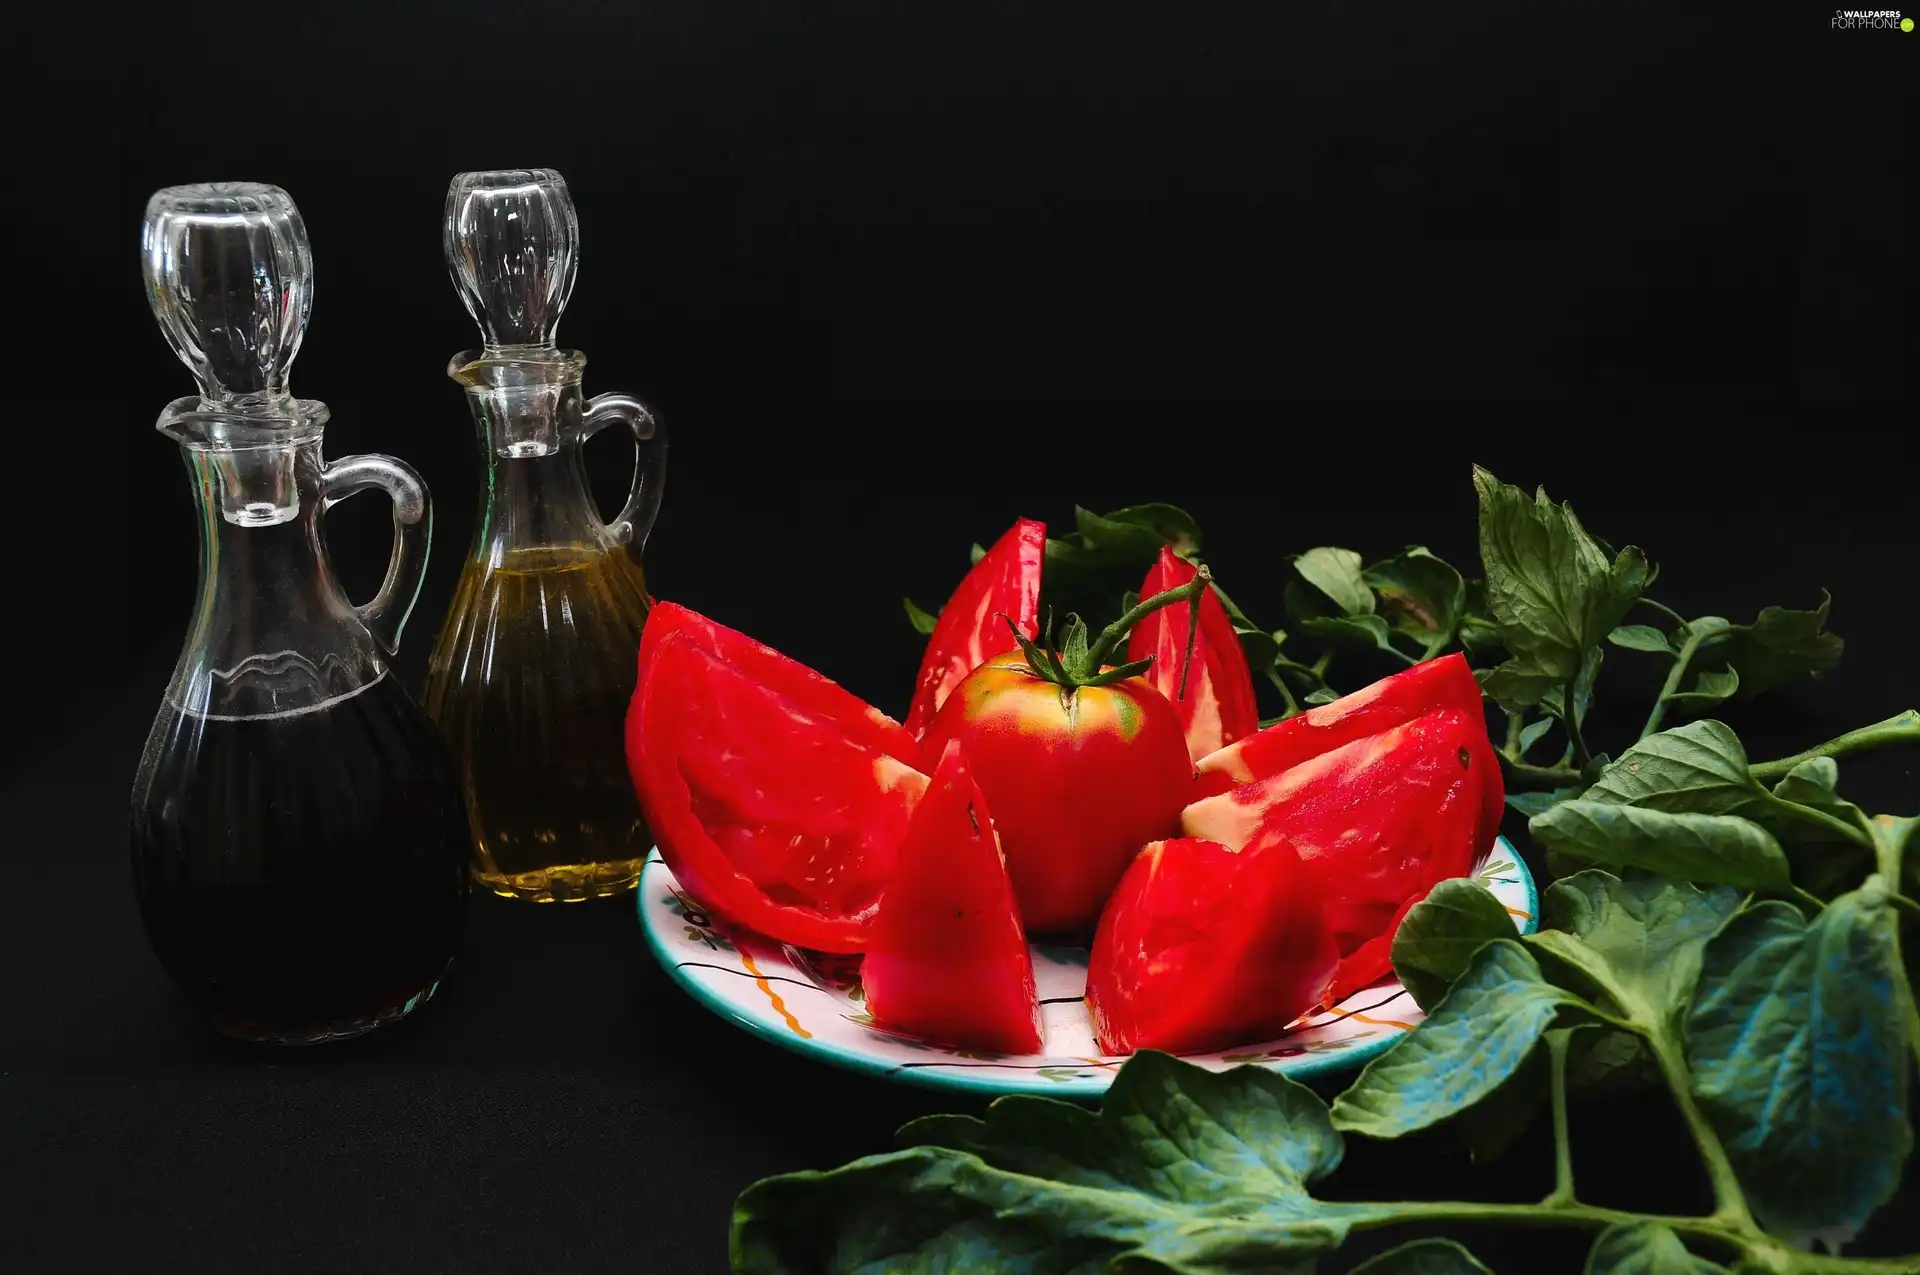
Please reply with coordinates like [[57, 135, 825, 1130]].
[[426, 544, 653, 901]]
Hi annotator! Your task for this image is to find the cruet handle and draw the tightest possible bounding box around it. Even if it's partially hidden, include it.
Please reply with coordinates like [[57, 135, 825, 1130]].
[[321, 454, 433, 656], [582, 393, 668, 554]]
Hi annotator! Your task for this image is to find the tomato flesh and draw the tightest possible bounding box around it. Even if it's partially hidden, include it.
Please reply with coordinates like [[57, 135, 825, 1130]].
[[1191, 653, 1503, 861], [1087, 837, 1338, 1056], [627, 616, 928, 952], [862, 739, 1043, 1054], [923, 658, 1193, 937], [1125, 547, 1260, 761], [1182, 706, 1484, 957], [904, 518, 1045, 739]]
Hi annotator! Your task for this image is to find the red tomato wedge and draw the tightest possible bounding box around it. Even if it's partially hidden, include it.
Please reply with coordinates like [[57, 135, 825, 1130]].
[[903, 518, 1045, 739], [1320, 888, 1426, 1007], [861, 740, 1043, 1054], [638, 601, 920, 769], [1125, 548, 1260, 761], [627, 618, 929, 953], [1191, 653, 1503, 854], [1086, 837, 1338, 1056], [1181, 706, 1485, 957]]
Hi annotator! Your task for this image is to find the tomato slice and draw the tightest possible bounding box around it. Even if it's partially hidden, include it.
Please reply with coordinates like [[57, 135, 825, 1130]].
[[1191, 653, 1503, 854], [1124, 548, 1260, 761], [861, 740, 1042, 1054], [1087, 837, 1337, 1056], [639, 601, 920, 769], [903, 518, 1045, 739], [1182, 707, 1484, 956], [1320, 887, 1426, 1007], [627, 623, 929, 952]]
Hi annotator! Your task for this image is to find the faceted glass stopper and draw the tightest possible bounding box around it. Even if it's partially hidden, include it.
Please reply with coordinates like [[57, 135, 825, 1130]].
[[142, 182, 313, 405], [444, 168, 579, 351]]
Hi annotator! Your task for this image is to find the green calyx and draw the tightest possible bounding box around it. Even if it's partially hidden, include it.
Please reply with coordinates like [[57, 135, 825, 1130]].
[[997, 562, 1212, 695]]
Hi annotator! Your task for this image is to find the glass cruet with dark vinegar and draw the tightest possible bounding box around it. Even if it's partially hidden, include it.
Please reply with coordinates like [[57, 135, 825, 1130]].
[[131, 183, 469, 1045], [424, 169, 667, 903]]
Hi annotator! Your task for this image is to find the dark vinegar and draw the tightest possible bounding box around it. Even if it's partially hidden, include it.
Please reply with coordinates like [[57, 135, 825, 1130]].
[[131, 673, 470, 1044]]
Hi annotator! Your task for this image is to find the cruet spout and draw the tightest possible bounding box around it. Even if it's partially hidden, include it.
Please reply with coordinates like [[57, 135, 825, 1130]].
[[444, 168, 579, 352], [142, 182, 313, 411]]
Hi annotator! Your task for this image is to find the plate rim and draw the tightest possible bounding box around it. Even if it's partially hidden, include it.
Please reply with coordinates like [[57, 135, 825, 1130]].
[[639, 836, 1540, 1099]]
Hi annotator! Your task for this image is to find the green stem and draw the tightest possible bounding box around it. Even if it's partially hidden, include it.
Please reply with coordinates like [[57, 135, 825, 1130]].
[[1081, 564, 1212, 677], [1641, 623, 1728, 740], [1870, 819, 1920, 1076], [1501, 756, 1585, 792], [1562, 674, 1594, 771], [1891, 893, 1920, 921], [1264, 667, 1300, 717], [1746, 711, 1920, 784], [1635, 596, 1692, 628], [1311, 650, 1334, 679], [1543, 1029, 1577, 1207], [1503, 711, 1524, 761], [1649, 1035, 1756, 1232]]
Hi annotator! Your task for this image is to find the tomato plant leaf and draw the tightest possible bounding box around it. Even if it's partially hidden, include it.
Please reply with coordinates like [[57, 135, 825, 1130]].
[[1686, 879, 1913, 1248], [1299, 613, 1402, 657], [1608, 625, 1675, 655], [1529, 871, 1743, 1032], [1541, 648, 1603, 727], [902, 596, 940, 637], [1094, 502, 1204, 557], [970, 542, 987, 566], [1293, 546, 1375, 617], [1505, 785, 1587, 818], [1303, 687, 1341, 706], [1583, 722, 1759, 815], [1363, 547, 1466, 649], [1075, 505, 1184, 566], [1234, 627, 1281, 674], [1725, 593, 1844, 698], [1477, 663, 1565, 712], [1390, 879, 1516, 1011], [1331, 941, 1601, 1139], [1349, 1238, 1494, 1274], [1585, 1220, 1731, 1274], [1669, 669, 1740, 713], [1471, 465, 1649, 686], [1768, 758, 1868, 837], [1528, 803, 1792, 891]]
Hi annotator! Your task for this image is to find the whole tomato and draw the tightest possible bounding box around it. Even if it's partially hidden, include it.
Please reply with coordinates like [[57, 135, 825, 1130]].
[[923, 654, 1194, 937]]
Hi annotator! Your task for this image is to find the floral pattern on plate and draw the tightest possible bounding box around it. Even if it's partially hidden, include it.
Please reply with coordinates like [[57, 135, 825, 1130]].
[[638, 836, 1537, 1098]]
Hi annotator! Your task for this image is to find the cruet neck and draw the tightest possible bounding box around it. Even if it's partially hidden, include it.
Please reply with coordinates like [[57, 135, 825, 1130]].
[[157, 396, 329, 528]]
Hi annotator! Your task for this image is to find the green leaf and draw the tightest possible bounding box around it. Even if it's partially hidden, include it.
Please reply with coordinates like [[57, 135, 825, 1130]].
[[1529, 871, 1744, 1032], [969, 542, 987, 566], [1092, 502, 1204, 557], [1364, 547, 1466, 647], [1528, 803, 1791, 890], [1726, 592, 1844, 697], [1060, 615, 1090, 673], [1505, 785, 1585, 818], [1303, 687, 1341, 706], [902, 596, 940, 637], [1686, 879, 1912, 1246], [1770, 758, 1869, 840], [1234, 628, 1281, 673], [1390, 879, 1517, 1011], [1541, 648, 1603, 727], [732, 1052, 1361, 1274], [1517, 715, 1556, 755], [1331, 941, 1599, 1139], [1299, 613, 1403, 656], [1477, 663, 1564, 712], [1564, 1027, 1659, 1100], [1074, 505, 1185, 565], [1608, 625, 1675, 654], [1350, 1238, 1494, 1274], [1585, 1220, 1731, 1274], [1669, 668, 1739, 709], [1293, 546, 1375, 616], [1472, 465, 1649, 685], [1584, 721, 1759, 816], [1120, 589, 1141, 613]]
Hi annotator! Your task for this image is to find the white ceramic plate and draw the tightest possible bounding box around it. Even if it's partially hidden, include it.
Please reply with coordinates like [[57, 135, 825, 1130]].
[[638, 837, 1537, 1098]]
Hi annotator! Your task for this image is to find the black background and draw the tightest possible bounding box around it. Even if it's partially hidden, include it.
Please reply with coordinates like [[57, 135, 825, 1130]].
[[6, 2, 1917, 1272]]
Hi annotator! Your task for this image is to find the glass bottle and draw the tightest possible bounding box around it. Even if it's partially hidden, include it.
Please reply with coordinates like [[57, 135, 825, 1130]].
[[425, 169, 668, 903], [131, 183, 469, 1045]]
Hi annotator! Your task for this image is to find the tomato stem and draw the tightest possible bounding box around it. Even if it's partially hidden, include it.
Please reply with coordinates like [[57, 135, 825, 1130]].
[[998, 566, 1213, 693], [1080, 564, 1211, 685]]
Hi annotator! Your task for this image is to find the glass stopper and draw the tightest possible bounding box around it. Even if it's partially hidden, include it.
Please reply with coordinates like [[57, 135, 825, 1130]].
[[444, 168, 580, 352], [142, 182, 313, 408]]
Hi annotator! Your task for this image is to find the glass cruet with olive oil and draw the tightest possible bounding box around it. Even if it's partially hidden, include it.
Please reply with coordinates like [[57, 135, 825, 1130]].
[[425, 169, 668, 903], [132, 183, 469, 1044]]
